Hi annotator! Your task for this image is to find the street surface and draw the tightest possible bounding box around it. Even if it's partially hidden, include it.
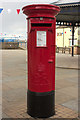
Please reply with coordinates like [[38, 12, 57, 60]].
[[1, 49, 78, 119]]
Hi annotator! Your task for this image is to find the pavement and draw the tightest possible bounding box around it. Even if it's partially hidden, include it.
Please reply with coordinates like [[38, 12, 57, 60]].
[[56, 53, 79, 69], [0, 48, 79, 119]]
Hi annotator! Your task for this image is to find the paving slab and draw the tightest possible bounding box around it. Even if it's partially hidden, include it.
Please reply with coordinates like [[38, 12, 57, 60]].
[[62, 99, 78, 112], [56, 53, 79, 69]]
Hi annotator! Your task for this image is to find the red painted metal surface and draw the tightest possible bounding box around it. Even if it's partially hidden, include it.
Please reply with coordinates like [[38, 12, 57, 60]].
[[22, 4, 60, 18], [22, 4, 60, 92]]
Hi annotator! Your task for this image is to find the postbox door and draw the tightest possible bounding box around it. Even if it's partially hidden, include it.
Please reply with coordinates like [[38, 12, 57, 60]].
[[28, 27, 55, 93]]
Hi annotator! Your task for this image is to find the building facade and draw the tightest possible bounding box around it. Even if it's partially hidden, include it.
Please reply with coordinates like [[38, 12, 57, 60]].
[[56, 27, 79, 47]]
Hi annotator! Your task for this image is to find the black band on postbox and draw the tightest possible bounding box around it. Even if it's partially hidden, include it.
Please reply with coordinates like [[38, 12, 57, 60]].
[[27, 90, 55, 118]]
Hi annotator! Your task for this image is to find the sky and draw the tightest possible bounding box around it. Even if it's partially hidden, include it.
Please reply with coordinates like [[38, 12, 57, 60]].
[[0, 0, 79, 40]]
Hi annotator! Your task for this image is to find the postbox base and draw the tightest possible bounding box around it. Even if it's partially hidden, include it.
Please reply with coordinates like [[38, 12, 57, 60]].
[[27, 90, 55, 118]]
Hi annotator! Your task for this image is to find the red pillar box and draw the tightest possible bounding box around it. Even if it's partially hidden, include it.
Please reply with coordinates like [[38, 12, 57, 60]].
[[22, 4, 60, 118]]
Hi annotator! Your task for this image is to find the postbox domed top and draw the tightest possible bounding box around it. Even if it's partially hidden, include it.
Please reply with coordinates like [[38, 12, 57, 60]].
[[22, 4, 60, 18]]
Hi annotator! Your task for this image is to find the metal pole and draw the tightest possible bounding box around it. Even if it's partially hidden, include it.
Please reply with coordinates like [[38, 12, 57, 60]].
[[63, 28, 64, 47], [72, 23, 74, 57]]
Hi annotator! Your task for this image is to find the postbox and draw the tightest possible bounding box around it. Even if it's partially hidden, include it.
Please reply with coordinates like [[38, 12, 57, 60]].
[[22, 4, 60, 118]]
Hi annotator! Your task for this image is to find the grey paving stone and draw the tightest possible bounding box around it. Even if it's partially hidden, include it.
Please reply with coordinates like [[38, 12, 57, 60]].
[[62, 99, 78, 112], [56, 53, 78, 69]]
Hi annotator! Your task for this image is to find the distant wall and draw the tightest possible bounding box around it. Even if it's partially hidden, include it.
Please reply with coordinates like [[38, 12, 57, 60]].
[[56, 27, 78, 47]]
